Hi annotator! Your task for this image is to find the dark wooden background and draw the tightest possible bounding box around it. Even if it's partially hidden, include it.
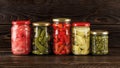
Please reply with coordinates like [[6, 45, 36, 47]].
[[0, 0, 120, 49]]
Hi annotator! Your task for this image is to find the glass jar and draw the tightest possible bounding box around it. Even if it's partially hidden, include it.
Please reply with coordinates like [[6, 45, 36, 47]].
[[91, 30, 109, 55], [53, 18, 71, 55], [72, 22, 90, 55], [11, 21, 31, 55], [32, 22, 51, 55]]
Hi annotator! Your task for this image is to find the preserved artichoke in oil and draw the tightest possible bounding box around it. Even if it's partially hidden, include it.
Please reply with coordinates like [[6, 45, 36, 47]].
[[72, 27, 90, 55]]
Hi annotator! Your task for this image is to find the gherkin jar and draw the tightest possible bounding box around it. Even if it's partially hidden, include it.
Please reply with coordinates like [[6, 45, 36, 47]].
[[53, 18, 71, 55], [32, 22, 51, 55], [72, 22, 90, 55], [91, 30, 109, 55]]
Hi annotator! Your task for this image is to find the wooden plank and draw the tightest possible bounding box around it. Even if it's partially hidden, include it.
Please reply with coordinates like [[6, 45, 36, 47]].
[[0, 24, 120, 48], [91, 24, 120, 30], [91, 25, 120, 47], [0, 64, 120, 68], [0, 48, 120, 68], [0, 0, 119, 24], [0, 25, 11, 48]]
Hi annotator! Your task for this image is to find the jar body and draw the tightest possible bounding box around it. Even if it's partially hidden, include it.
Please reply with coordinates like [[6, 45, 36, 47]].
[[11, 22, 31, 55], [72, 26, 90, 55], [32, 26, 50, 55], [91, 34, 108, 55], [53, 23, 71, 55]]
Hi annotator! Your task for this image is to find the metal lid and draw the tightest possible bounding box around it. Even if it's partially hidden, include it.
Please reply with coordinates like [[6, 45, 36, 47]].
[[12, 20, 30, 25], [91, 30, 109, 35], [53, 18, 71, 22], [32, 22, 50, 26]]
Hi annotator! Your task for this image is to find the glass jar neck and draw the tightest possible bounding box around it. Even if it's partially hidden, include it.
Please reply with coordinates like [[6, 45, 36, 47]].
[[53, 21, 70, 24], [13, 24, 29, 25]]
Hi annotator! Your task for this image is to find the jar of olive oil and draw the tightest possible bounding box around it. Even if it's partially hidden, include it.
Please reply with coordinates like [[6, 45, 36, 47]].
[[72, 22, 90, 55], [32, 22, 51, 55], [91, 30, 109, 55]]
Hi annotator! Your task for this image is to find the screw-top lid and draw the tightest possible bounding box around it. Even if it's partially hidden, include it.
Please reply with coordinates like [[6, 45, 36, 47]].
[[91, 30, 109, 35], [32, 22, 50, 26], [72, 22, 90, 26], [53, 18, 71, 22], [12, 20, 30, 25]]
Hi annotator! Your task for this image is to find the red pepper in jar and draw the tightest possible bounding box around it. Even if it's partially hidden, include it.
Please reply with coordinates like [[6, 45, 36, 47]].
[[53, 18, 71, 55], [11, 21, 31, 55]]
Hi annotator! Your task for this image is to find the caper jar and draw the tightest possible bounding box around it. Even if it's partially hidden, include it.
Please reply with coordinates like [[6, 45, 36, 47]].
[[32, 22, 51, 55], [72, 22, 90, 55], [91, 30, 109, 55]]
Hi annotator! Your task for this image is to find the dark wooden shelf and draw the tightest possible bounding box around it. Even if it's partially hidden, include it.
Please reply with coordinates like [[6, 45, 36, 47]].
[[0, 0, 120, 68], [0, 47, 120, 68]]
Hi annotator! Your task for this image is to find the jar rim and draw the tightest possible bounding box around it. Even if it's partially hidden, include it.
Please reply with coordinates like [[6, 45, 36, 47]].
[[53, 18, 71, 22], [91, 30, 109, 35], [32, 22, 50, 26], [72, 22, 90, 26]]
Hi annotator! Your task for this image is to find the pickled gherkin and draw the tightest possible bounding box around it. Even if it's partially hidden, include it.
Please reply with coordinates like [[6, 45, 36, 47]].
[[32, 22, 50, 55], [91, 30, 109, 55], [72, 22, 90, 55]]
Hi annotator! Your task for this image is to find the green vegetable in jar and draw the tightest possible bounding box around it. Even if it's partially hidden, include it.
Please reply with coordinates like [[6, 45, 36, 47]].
[[32, 22, 50, 55], [91, 30, 108, 55]]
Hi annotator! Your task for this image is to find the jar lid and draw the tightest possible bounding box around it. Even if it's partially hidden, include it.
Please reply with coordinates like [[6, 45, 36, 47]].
[[72, 22, 90, 26], [32, 22, 50, 26], [53, 18, 71, 22], [91, 30, 109, 35], [12, 20, 30, 25]]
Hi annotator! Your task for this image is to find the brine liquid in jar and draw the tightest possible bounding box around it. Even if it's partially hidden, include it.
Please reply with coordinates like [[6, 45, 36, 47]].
[[72, 22, 90, 55], [11, 21, 31, 55], [32, 22, 51, 55], [53, 18, 71, 55], [91, 30, 109, 55]]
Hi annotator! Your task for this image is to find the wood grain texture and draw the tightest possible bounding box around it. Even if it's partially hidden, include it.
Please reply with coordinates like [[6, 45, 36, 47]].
[[91, 25, 120, 47], [0, 25, 120, 48], [0, 25, 11, 48], [0, 0, 119, 67], [0, 48, 120, 68], [0, 0, 119, 24]]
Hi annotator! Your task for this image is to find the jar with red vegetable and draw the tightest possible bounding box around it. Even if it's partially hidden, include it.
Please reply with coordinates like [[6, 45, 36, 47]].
[[52, 18, 71, 55], [11, 21, 31, 55]]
